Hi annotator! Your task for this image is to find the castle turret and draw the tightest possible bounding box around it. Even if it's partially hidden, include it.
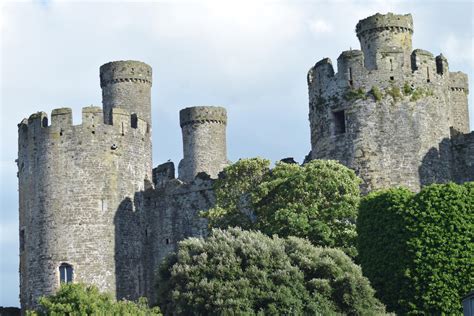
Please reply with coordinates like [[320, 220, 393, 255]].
[[18, 61, 153, 310], [356, 13, 413, 71], [308, 13, 471, 192], [178, 106, 228, 182], [100, 60, 152, 126]]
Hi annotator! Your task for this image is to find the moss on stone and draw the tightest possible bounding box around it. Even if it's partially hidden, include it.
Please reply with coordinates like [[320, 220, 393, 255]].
[[387, 86, 402, 101], [344, 88, 366, 101], [370, 86, 383, 102], [403, 82, 413, 95]]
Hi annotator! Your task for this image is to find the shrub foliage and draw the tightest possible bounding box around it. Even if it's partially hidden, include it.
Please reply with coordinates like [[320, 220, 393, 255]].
[[357, 182, 474, 314], [202, 158, 361, 257], [27, 283, 161, 315], [157, 227, 386, 315]]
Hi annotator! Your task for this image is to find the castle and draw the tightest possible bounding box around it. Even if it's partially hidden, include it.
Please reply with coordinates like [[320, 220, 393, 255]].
[[17, 12, 473, 311]]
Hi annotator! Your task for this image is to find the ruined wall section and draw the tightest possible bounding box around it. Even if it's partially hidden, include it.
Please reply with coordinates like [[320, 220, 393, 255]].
[[100, 60, 152, 126], [308, 46, 461, 192], [178, 106, 228, 182], [356, 13, 413, 71], [144, 165, 213, 303], [451, 131, 474, 183], [18, 107, 152, 309], [448, 72, 470, 133], [308, 12, 472, 192]]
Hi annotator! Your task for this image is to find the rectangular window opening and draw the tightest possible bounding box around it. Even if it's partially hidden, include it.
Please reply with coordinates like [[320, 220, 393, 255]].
[[333, 110, 346, 135], [20, 229, 25, 252]]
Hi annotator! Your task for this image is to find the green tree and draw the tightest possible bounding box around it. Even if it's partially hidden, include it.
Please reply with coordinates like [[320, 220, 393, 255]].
[[202, 159, 361, 257], [357, 182, 474, 314], [357, 188, 414, 313], [157, 227, 386, 315], [27, 283, 161, 316]]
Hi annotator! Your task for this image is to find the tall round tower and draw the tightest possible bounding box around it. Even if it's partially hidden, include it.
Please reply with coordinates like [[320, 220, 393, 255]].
[[308, 13, 470, 192], [356, 13, 413, 71], [100, 60, 152, 126], [178, 106, 228, 182], [18, 61, 153, 310]]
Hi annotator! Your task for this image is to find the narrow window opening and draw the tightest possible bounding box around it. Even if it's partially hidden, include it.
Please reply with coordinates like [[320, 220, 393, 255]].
[[59, 263, 73, 283], [91, 131, 95, 134], [333, 110, 346, 135], [121, 122, 125, 136], [20, 229, 25, 252], [131, 114, 138, 129], [165, 238, 170, 245], [426, 67, 430, 83], [390, 59, 393, 71], [59, 129, 63, 136], [348, 67, 353, 86], [390, 76, 394, 81], [41, 117, 48, 128]]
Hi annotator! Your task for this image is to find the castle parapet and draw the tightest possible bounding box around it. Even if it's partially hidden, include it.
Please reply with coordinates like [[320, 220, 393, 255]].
[[307, 58, 335, 93], [100, 60, 152, 126], [100, 60, 152, 87], [179, 106, 227, 127], [178, 106, 228, 182], [356, 13, 413, 71], [51, 108, 72, 130], [337, 50, 364, 87], [449, 72, 469, 92]]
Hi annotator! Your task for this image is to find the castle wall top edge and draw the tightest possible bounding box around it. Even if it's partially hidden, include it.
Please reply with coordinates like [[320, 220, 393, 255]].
[[179, 106, 227, 127], [19, 106, 148, 129], [100, 60, 152, 87], [338, 50, 363, 59], [356, 12, 413, 36]]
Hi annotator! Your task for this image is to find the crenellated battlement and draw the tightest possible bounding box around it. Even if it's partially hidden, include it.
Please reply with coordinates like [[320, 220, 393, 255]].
[[355, 13, 413, 38], [308, 12, 471, 193], [449, 72, 469, 92], [100, 60, 152, 88], [18, 106, 150, 141], [179, 106, 227, 127], [308, 45, 456, 101]]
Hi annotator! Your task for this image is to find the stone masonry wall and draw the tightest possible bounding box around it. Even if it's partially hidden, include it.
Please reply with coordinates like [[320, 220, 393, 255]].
[[178, 106, 228, 182], [17, 107, 152, 310], [143, 165, 213, 304], [308, 12, 470, 192]]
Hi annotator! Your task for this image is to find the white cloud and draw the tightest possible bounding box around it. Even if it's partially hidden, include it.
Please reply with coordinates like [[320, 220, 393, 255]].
[[442, 33, 474, 68], [308, 19, 332, 34]]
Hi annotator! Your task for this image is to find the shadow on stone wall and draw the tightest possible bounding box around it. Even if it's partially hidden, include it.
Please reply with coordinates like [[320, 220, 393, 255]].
[[114, 195, 145, 301], [418, 138, 452, 187], [419, 132, 474, 188]]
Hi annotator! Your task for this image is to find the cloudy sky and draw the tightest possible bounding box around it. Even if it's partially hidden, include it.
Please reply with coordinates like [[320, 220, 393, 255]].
[[0, 0, 472, 307]]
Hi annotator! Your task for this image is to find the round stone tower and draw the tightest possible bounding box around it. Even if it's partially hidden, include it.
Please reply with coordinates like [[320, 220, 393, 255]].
[[18, 61, 153, 310], [308, 13, 470, 193], [100, 60, 152, 126], [356, 13, 413, 71], [178, 106, 228, 182]]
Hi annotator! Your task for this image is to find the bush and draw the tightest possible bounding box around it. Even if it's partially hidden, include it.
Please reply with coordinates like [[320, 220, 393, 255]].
[[357, 188, 414, 313], [202, 159, 361, 257], [357, 182, 474, 314], [27, 283, 161, 315], [157, 228, 386, 315]]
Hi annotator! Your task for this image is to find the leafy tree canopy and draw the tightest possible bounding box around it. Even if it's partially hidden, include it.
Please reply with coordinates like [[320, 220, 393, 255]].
[[202, 158, 361, 257], [357, 182, 474, 314], [27, 283, 161, 316], [157, 227, 386, 315]]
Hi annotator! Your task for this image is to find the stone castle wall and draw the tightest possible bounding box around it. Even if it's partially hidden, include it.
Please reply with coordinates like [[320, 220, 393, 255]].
[[17, 106, 152, 310], [17, 12, 473, 312], [308, 12, 471, 192], [178, 106, 228, 182]]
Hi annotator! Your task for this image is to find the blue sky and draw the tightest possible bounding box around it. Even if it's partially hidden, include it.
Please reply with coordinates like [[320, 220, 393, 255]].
[[1, 0, 473, 308]]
